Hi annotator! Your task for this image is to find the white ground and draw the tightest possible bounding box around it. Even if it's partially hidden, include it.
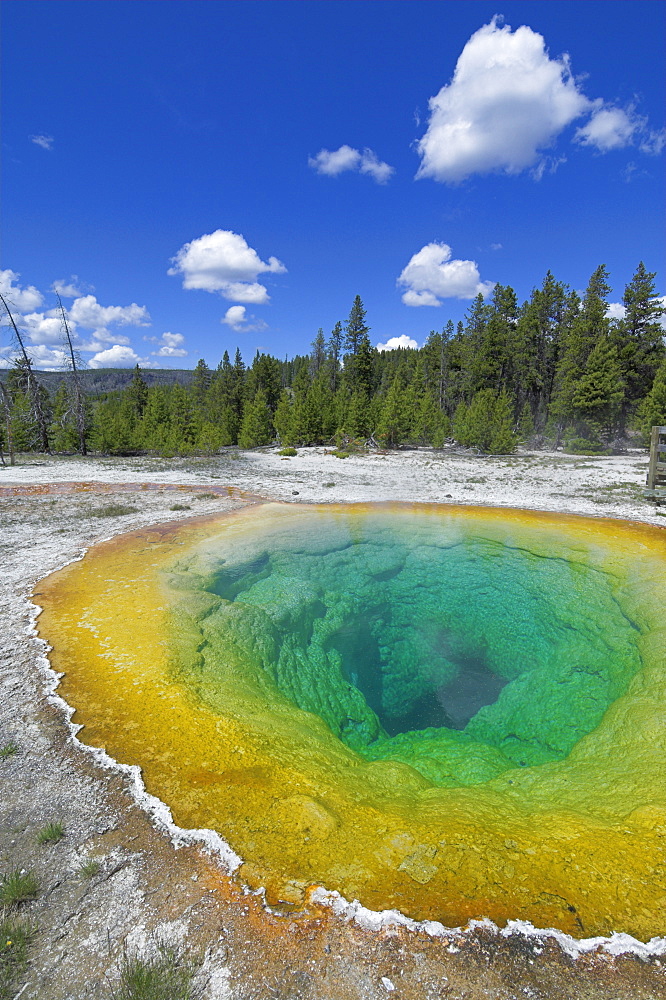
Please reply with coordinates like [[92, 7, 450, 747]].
[[0, 445, 663, 525]]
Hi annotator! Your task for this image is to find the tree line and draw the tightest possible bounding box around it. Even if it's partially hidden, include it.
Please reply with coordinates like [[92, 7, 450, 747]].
[[1, 262, 665, 462]]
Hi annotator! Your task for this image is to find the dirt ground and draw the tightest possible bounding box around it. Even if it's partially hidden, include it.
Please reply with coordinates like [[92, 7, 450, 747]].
[[1, 446, 665, 999]]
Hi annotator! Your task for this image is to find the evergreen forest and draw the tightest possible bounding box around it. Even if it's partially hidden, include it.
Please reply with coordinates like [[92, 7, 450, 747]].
[[1, 263, 665, 461]]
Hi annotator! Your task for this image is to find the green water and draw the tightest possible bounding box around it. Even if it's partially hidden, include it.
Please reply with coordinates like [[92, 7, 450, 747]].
[[178, 516, 643, 788]]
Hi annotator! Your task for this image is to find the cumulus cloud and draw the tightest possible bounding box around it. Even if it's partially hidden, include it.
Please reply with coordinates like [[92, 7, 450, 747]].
[[68, 295, 150, 330], [30, 134, 53, 150], [88, 345, 147, 368], [309, 145, 394, 183], [608, 296, 666, 331], [575, 106, 639, 152], [52, 276, 92, 298], [168, 230, 286, 304], [376, 335, 419, 352], [150, 332, 188, 357], [606, 302, 626, 321], [416, 17, 592, 182], [221, 305, 268, 332], [0, 269, 44, 311], [397, 243, 495, 306], [415, 16, 665, 183]]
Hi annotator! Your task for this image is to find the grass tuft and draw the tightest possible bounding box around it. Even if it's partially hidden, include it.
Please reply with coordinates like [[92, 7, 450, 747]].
[[0, 911, 37, 999], [77, 858, 101, 879], [169, 504, 191, 511], [0, 871, 39, 907], [0, 745, 18, 761], [112, 943, 201, 1000], [194, 492, 217, 500], [278, 447, 297, 457], [36, 822, 64, 845], [89, 504, 139, 518]]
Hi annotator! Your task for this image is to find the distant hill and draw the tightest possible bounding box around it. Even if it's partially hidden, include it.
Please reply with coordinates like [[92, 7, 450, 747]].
[[0, 367, 195, 395]]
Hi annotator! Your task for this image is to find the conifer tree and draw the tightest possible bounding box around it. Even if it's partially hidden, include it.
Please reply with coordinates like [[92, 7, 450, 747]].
[[572, 337, 624, 444], [327, 322, 344, 391], [637, 356, 666, 440], [238, 388, 273, 447], [49, 380, 81, 452], [376, 374, 410, 446], [192, 358, 212, 407], [310, 329, 327, 376]]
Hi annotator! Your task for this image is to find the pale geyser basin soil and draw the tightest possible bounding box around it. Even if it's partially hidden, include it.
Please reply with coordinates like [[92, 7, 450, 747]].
[[1, 446, 665, 1000]]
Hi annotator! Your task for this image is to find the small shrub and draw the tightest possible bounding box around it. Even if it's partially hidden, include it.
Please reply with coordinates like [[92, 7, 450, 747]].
[[0, 745, 18, 761], [0, 912, 36, 999], [169, 504, 191, 511], [194, 492, 217, 500], [77, 858, 101, 879], [89, 504, 139, 518], [36, 822, 64, 845], [322, 482, 336, 488], [331, 450, 350, 459], [564, 437, 610, 456], [0, 871, 39, 907], [278, 448, 297, 457], [112, 943, 201, 1000]]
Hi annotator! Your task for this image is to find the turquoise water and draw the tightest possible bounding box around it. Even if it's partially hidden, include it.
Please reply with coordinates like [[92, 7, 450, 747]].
[[196, 516, 642, 787]]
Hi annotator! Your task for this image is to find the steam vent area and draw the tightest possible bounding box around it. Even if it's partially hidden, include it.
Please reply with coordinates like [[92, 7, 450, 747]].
[[37, 502, 666, 941]]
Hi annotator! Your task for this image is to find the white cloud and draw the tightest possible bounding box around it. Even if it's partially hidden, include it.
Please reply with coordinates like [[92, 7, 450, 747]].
[[88, 345, 147, 368], [417, 17, 665, 182], [0, 269, 44, 311], [639, 130, 666, 156], [606, 302, 626, 321], [68, 294, 150, 329], [376, 335, 419, 351], [416, 17, 594, 183], [52, 276, 92, 298], [397, 242, 495, 306], [490, 243, 503, 251], [168, 230, 286, 304], [309, 145, 394, 183], [150, 332, 188, 357], [309, 145, 360, 176], [575, 106, 638, 152], [221, 305, 268, 332], [21, 310, 64, 344], [30, 134, 53, 150], [607, 297, 666, 331]]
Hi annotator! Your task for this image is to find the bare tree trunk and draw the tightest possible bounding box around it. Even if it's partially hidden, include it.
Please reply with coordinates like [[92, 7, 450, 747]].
[[0, 381, 15, 466], [0, 293, 50, 453], [56, 293, 87, 454]]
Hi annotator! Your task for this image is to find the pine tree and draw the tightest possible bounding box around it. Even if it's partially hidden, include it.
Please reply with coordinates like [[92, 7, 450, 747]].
[[309, 328, 327, 377], [488, 391, 517, 454], [375, 374, 410, 446], [572, 337, 624, 445], [49, 380, 80, 452], [637, 356, 666, 440], [192, 358, 212, 407], [614, 262, 665, 419], [238, 388, 273, 448], [327, 321, 344, 391], [344, 295, 369, 355]]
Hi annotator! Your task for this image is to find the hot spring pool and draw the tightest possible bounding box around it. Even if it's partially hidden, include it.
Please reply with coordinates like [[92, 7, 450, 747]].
[[36, 503, 666, 938]]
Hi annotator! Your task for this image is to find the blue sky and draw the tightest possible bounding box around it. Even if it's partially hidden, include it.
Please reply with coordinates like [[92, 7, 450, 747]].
[[2, 0, 664, 369]]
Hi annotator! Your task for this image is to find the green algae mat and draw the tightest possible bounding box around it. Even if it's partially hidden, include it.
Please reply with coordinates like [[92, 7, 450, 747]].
[[36, 503, 666, 939]]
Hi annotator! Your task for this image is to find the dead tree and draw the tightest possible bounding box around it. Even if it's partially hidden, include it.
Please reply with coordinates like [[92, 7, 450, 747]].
[[56, 292, 87, 454], [0, 292, 50, 452], [0, 380, 14, 465]]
